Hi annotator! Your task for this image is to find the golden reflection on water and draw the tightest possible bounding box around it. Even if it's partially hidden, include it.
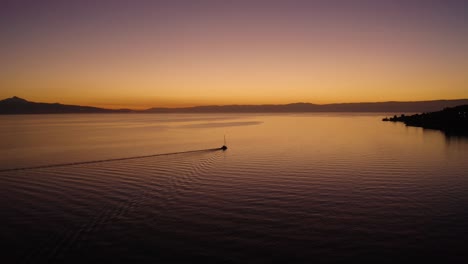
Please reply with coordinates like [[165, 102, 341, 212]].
[[0, 113, 466, 170]]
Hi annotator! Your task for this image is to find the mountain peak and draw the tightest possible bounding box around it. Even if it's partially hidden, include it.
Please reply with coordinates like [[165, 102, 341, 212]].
[[2, 96, 29, 103]]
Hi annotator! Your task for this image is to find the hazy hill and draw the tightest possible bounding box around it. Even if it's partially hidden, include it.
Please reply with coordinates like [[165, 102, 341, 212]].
[[0, 96, 132, 114], [1, 96, 468, 114], [145, 99, 468, 113]]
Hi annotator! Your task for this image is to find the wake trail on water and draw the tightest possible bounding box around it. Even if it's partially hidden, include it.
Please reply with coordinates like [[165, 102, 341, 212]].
[[0, 147, 223, 172]]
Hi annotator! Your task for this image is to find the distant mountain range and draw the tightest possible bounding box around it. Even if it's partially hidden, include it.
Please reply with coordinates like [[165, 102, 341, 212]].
[[1, 96, 468, 114]]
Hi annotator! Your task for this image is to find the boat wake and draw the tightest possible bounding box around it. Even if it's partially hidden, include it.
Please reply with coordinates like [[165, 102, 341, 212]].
[[0, 147, 224, 172]]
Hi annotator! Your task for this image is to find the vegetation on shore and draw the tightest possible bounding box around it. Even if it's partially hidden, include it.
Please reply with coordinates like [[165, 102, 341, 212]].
[[383, 105, 468, 135]]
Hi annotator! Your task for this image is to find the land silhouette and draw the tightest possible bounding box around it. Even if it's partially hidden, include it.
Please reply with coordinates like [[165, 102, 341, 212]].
[[1, 96, 468, 114], [383, 105, 468, 136], [0, 96, 132, 114]]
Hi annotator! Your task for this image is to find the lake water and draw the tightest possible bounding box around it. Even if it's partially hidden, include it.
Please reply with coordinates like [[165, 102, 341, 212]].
[[1, 113, 467, 263]]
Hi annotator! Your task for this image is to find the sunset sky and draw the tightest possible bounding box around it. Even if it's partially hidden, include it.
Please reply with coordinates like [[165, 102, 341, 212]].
[[1, 0, 467, 109]]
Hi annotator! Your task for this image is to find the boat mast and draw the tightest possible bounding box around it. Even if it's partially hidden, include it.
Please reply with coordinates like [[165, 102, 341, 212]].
[[220, 135, 228, 150]]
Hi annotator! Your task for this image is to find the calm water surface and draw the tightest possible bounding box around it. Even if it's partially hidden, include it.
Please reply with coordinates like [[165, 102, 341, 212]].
[[1, 113, 467, 263]]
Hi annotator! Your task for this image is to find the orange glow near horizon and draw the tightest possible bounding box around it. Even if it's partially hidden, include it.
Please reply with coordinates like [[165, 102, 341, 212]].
[[1, 2, 467, 109]]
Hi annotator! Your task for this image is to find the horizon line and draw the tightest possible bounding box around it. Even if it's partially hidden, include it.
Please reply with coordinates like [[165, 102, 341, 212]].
[[3, 96, 468, 111]]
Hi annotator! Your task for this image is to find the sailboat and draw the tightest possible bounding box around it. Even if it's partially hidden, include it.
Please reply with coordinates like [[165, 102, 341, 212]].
[[221, 135, 228, 151]]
